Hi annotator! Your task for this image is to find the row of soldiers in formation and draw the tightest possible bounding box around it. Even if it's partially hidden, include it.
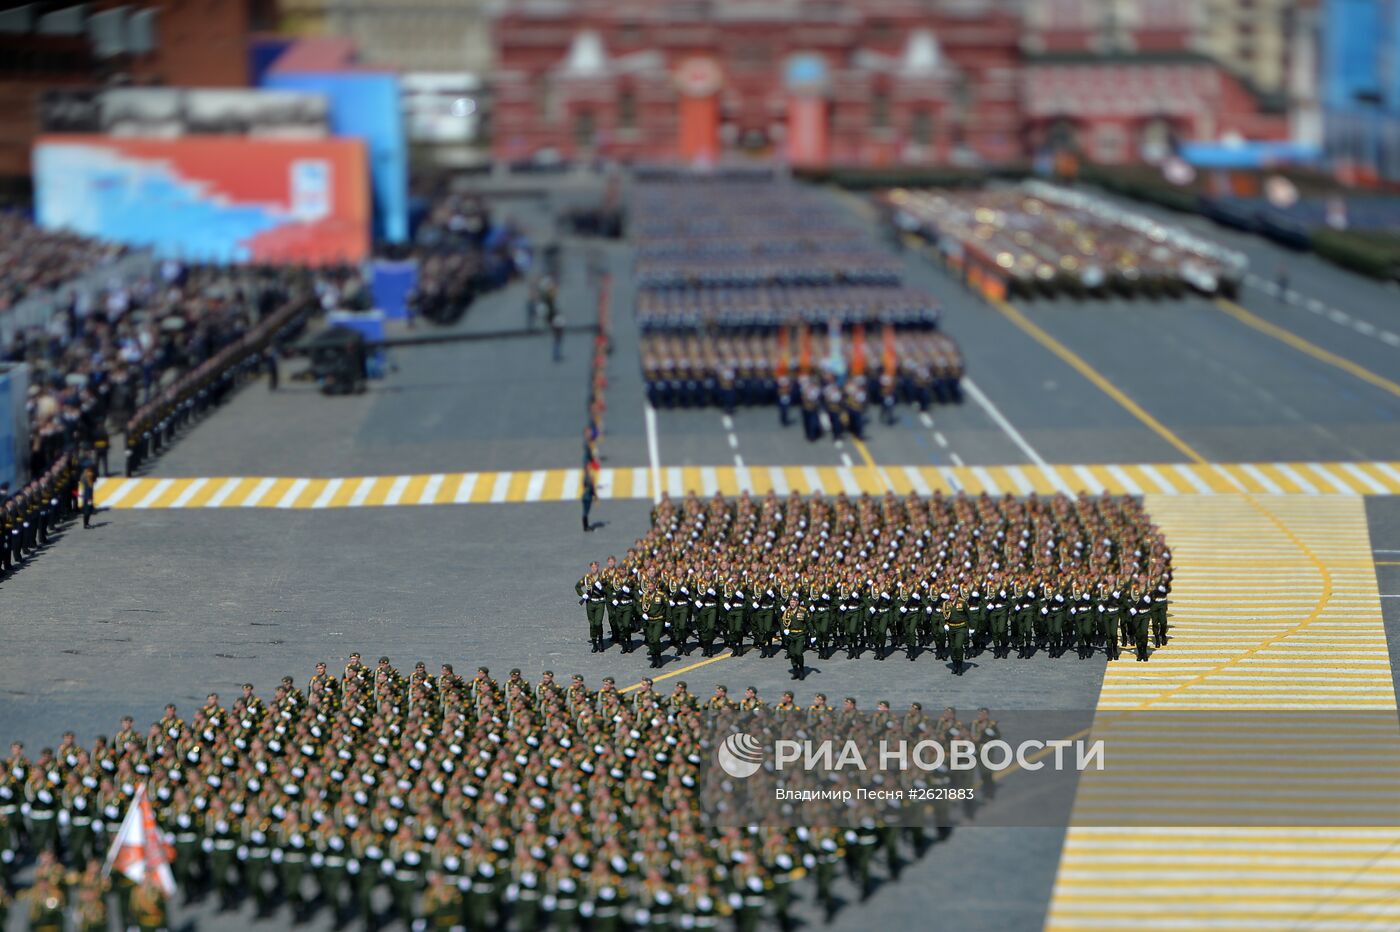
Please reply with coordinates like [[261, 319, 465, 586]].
[[640, 331, 964, 422], [634, 284, 941, 333], [1, 453, 96, 576], [581, 490, 1172, 673], [0, 658, 968, 930]]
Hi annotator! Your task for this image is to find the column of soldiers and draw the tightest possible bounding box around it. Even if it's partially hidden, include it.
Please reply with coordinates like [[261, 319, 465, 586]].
[[0, 661, 978, 930], [1, 454, 82, 578], [583, 490, 1172, 675]]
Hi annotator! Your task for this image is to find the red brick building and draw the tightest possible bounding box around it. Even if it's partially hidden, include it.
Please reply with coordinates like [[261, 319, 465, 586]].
[[0, 1, 265, 182], [491, 0, 1289, 167]]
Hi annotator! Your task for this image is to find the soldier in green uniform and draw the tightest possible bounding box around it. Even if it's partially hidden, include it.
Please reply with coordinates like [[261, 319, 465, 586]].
[[971, 708, 1001, 801], [928, 593, 948, 658], [1128, 582, 1153, 662], [1045, 583, 1069, 656], [1095, 582, 1121, 662], [602, 557, 627, 651], [1072, 584, 1096, 659], [867, 579, 891, 660], [945, 596, 970, 675], [838, 577, 864, 658], [807, 576, 833, 659], [667, 571, 693, 654], [897, 581, 921, 659], [1151, 571, 1171, 647], [988, 576, 1012, 658], [782, 597, 809, 680], [694, 577, 719, 656], [204, 798, 238, 909], [61, 770, 95, 869], [387, 823, 425, 928], [723, 577, 747, 655], [276, 813, 312, 921], [135, 874, 170, 932], [730, 858, 768, 932], [313, 820, 350, 926], [24, 878, 64, 932], [577, 562, 608, 652], [423, 871, 462, 930], [610, 563, 636, 652], [966, 586, 989, 654], [348, 823, 380, 927], [751, 578, 777, 657], [241, 804, 275, 916], [641, 581, 668, 668], [1013, 576, 1038, 657]]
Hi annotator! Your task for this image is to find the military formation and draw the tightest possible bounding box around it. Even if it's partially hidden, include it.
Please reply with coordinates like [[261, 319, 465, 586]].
[[0, 660, 985, 930], [883, 182, 1247, 299], [636, 285, 939, 334], [581, 490, 1172, 675], [631, 176, 964, 431], [641, 330, 963, 422]]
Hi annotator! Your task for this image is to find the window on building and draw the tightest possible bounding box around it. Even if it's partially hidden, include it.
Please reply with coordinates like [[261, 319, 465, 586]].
[[619, 89, 637, 130], [872, 90, 890, 129], [912, 109, 933, 146], [575, 110, 596, 148]]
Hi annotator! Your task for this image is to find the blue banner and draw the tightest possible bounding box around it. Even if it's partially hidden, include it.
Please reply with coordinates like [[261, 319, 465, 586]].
[[264, 72, 408, 244]]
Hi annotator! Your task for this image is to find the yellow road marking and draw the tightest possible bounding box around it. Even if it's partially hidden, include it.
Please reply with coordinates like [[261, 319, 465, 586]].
[[1216, 297, 1400, 399], [991, 296, 1205, 463], [620, 651, 733, 693], [93, 462, 1400, 508]]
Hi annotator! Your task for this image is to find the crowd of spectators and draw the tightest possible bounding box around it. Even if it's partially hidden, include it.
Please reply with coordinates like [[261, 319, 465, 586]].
[[0, 212, 127, 316]]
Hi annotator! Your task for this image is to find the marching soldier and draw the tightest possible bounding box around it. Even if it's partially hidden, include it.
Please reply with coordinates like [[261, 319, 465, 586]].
[[944, 596, 969, 675], [641, 581, 668, 668], [782, 597, 809, 680], [723, 577, 747, 656], [130, 874, 168, 932], [1151, 569, 1172, 647], [694, 578, 719, 656], [667, 571, 693, 654], [1129, 582, 1153, 662], [577, 561, 607, 652]]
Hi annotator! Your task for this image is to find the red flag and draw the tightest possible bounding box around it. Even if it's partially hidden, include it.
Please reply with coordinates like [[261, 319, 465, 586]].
[[850, 324, 866, 377], [797, 324, 812, 375], [102, 785, 176, 896], [881, 323, 897, 377]]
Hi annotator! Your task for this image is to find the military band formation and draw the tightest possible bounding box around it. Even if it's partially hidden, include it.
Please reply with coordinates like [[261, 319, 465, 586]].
[[632, 176, 964, 427], [581, 490, 1172, 677], [0, 659, 988, 930]]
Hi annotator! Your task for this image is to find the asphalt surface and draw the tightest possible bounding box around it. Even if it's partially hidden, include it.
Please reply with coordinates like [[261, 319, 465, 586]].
[[2, 174, 1398, 931]]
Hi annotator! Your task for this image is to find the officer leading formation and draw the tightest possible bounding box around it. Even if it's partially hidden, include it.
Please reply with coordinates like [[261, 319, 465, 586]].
[[581, 489, 1171, 676]]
